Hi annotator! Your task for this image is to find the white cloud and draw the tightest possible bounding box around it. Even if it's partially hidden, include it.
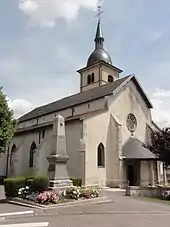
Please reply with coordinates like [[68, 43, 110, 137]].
[[19, 0, 99, 27], [152, 88, 170, 98], [8, 98, 35, 119], [151, 89, 170, 127]]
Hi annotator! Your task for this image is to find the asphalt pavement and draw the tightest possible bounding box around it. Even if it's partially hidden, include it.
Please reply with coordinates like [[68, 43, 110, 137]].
[[1, 190, 170, 226]]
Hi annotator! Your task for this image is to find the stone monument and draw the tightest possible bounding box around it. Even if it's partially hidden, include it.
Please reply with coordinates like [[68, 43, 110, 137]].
[[47, 115, 72, 190]]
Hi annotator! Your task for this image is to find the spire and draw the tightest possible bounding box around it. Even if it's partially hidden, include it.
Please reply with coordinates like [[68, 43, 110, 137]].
[[94, 5, 104, 49], [94, 20, 104, 49], [86, 3, 112, 67]]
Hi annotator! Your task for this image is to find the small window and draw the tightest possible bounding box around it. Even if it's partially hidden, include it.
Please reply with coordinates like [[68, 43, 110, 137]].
[[108, 75, 114, 83], [91, 73, 94, 82], [88, 103, 90, 109], [87, 74, 91, 84], [97, 143, 105, 167], [38, 131, 41, 144], [29, 142, 36, 168], [10, 144, 17, 166], [42, 129, 45, 139]]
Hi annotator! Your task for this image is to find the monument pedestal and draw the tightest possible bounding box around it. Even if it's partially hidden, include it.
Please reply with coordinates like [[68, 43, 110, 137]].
[[47, 115, 72, 191], [47, 154, 72, 190]]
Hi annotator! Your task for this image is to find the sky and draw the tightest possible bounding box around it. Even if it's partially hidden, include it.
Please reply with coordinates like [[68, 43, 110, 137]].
[[1, 0, 170, 127]]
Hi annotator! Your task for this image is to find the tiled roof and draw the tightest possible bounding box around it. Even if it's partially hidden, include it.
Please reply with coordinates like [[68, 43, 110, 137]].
[[19, 76, 130, 122], [122, 138, 156, 160]]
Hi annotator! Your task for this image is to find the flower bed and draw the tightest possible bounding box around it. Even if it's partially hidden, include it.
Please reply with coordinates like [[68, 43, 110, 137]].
[[17, 185, 101, 205]]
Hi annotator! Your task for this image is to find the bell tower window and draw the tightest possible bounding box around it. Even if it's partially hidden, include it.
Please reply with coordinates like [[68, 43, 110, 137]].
[[87, 73, 95, 85], [108, 75, 114, 83], [91, 73, 94, 83], [87, 74, 91, 84]]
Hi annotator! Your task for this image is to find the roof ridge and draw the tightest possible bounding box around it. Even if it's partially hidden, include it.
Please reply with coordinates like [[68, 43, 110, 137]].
[[32, 76, 130, 110], [18, 75, 131, 122]]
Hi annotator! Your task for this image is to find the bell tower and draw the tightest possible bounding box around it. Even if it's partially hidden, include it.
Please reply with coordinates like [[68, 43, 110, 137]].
[[77, 5, 123, 92]]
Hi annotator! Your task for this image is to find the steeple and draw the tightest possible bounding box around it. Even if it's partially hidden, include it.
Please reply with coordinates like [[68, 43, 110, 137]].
[[94, 20, 104, 49], [87, 18, 112, 67], [77, 5, 123, 93], [86, 4, 112, 67]]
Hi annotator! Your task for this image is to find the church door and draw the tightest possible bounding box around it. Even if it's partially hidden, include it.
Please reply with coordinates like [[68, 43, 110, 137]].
[[127, 165, 135, 186], [127, 161, 140, 186]]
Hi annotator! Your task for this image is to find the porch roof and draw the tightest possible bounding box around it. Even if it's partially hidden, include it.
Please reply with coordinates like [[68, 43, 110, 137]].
[[122, 137, 156, 160]]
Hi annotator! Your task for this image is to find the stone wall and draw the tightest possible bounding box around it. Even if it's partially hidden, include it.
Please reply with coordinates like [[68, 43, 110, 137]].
[[132, 186, 170, 199]]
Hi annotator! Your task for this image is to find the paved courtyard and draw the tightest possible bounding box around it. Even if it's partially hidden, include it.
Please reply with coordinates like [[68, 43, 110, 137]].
[[1, 190, 170, 226]]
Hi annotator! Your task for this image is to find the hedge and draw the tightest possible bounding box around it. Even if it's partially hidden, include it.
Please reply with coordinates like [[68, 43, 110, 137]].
[[4, 177, 26, 197], [4, 176, 82, 197], [30, 176, 49, 192], [70, 178, 82, 187], [4, 176, 49, 198]]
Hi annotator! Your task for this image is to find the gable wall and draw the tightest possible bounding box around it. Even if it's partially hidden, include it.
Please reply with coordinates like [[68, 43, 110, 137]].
[[108, 80, 152, 145]]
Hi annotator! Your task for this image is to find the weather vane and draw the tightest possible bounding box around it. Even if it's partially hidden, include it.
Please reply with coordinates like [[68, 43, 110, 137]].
[[96, 2, 103, 21]]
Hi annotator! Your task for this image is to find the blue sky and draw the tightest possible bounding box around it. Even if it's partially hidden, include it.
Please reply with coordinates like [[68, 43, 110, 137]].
[[0, 0, 170, 126]]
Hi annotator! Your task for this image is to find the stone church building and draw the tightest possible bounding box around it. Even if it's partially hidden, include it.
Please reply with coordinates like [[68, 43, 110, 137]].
[[5, 20, 165, 188]]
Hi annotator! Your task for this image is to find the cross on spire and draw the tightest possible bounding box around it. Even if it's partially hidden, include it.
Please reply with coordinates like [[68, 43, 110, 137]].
[[94, 3, 104, 49], [96, 3, 103, 22]]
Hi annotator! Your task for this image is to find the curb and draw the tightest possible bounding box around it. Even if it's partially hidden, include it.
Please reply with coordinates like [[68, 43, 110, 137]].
[[7, 196, 110, 210], [8, 200, 42, 209]]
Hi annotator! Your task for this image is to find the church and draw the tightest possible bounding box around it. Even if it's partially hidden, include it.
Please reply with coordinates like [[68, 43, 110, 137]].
[[6, 19, 165, 188]]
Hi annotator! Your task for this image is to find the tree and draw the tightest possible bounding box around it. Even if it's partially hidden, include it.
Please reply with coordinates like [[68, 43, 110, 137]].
[[150, 127, 170, 168], [0, 87, 16, 153]]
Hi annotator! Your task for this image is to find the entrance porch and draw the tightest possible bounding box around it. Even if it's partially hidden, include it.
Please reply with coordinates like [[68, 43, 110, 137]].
[[125, 159, 157, 187], [122, 137, 157, 187]]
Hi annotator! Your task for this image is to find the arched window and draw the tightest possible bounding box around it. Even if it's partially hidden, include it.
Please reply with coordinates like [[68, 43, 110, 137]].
[[29, 142, 36, 168], [108, 75, 114, 83], [87, 74, 91, 84], [97, 143, 105, 167], [10, 144, 17, 166], [10, 144, 17, 177], [91, 73, 94, 83]]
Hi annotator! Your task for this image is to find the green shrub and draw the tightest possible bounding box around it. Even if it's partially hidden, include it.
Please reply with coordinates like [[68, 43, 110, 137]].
[[26, 179, 34, 191], [31, 176, 49, 192], [4, 177, 26, 197], [70, 178, 82, 187], [4, 176, 49, 197], [25, 176, 34, 182]]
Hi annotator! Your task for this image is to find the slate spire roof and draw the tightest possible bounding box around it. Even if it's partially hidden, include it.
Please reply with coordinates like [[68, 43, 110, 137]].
[[87, 19, 112, 66], [94, 20, 104, 49]]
